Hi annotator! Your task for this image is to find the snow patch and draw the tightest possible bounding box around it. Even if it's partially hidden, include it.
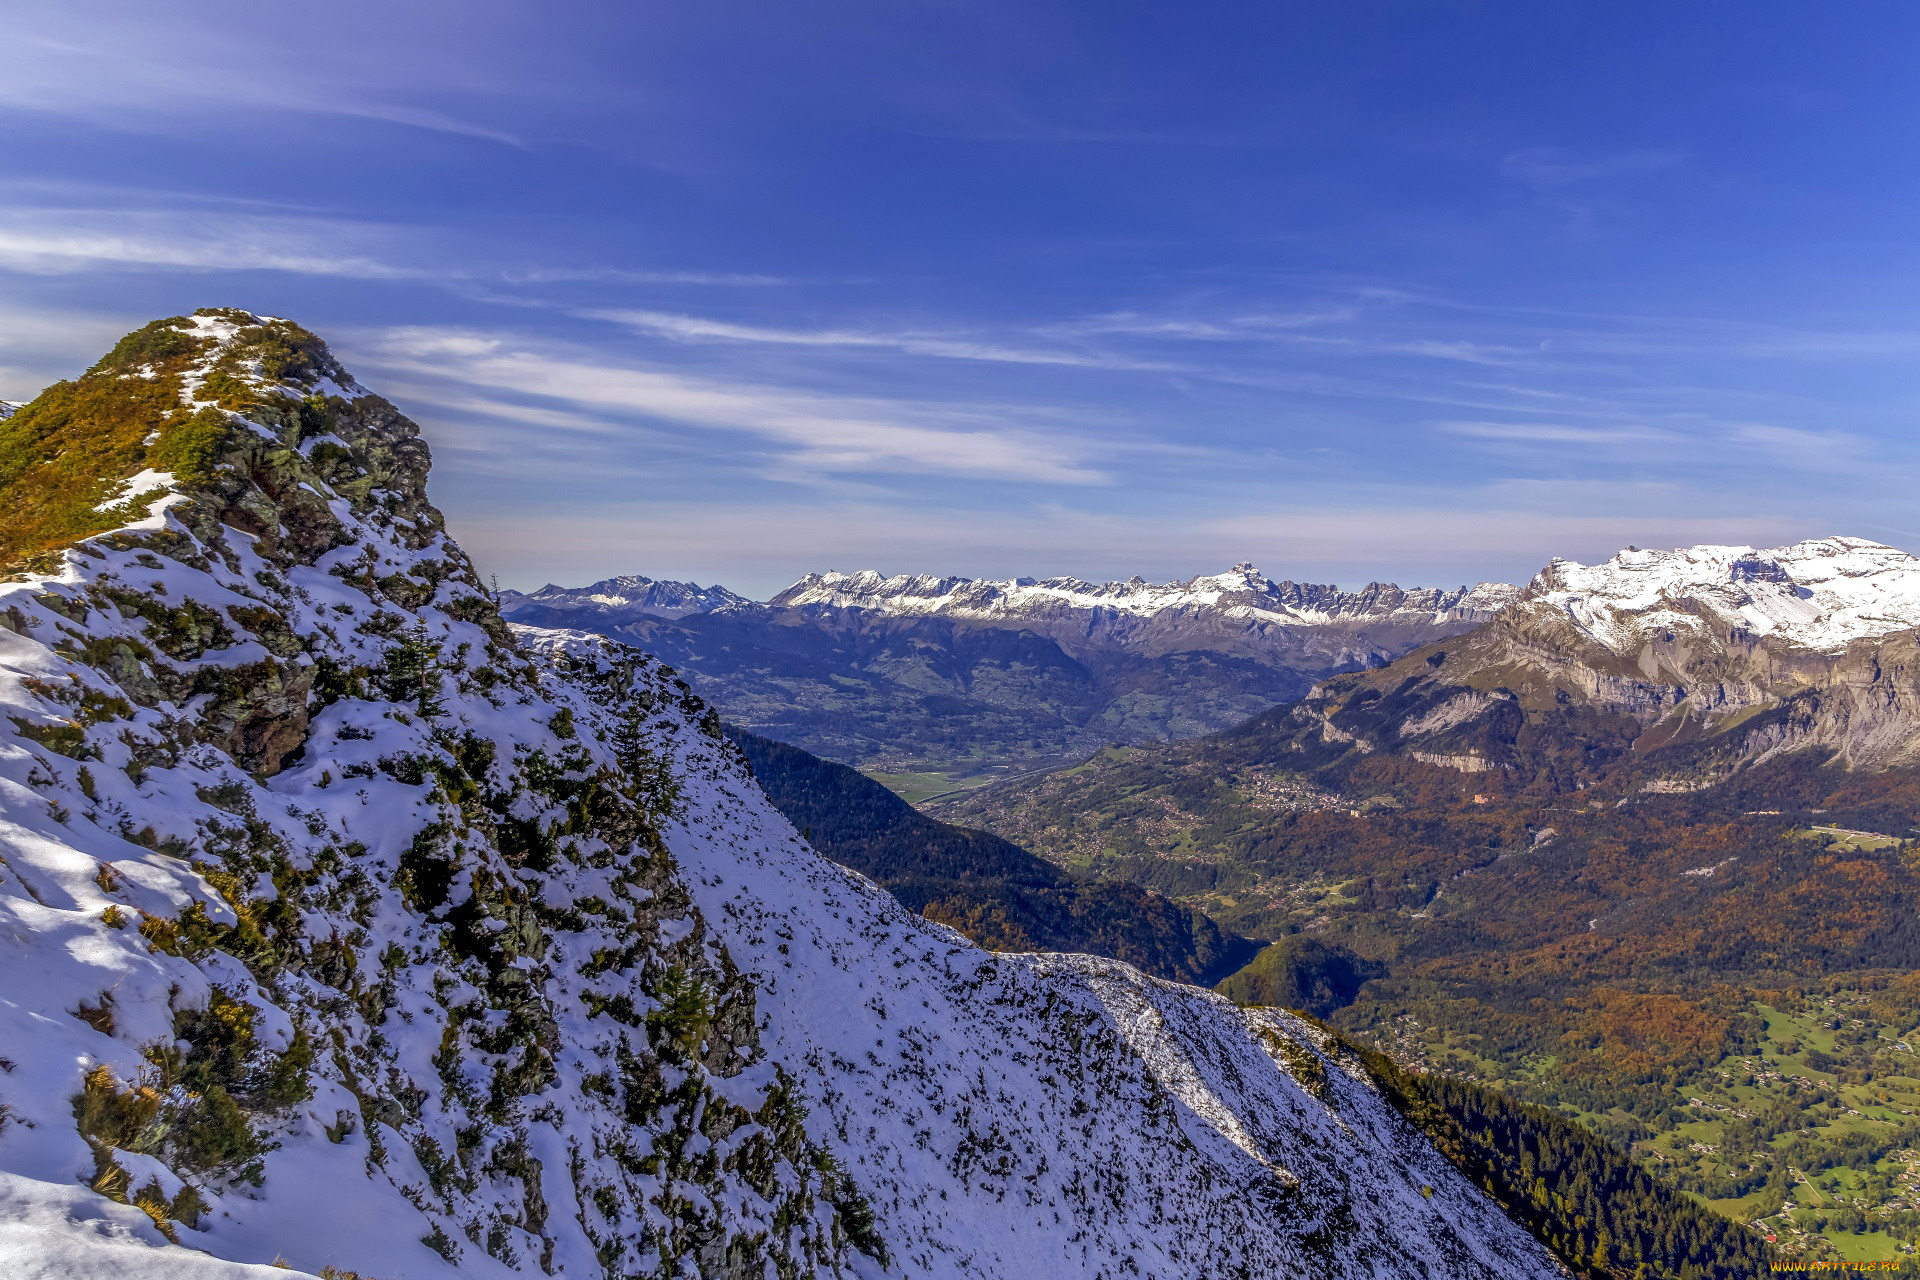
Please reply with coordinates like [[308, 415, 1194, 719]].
[[1534, 535, 1920, 653]]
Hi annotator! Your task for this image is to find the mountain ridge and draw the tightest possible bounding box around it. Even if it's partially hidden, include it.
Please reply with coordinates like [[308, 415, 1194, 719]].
[[771, 563, 1520, 632], [1530, 535, 1920, 656], [0, 308, 1576, 1279], [501, 563, 1521, 773], [502, 575, 749, 620]]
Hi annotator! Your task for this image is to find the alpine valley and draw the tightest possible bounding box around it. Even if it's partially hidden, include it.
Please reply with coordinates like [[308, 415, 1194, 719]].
[[498, 567, 1517, 793], [941, 535, 1920, 1265], [0, 309, 1790, 1280]]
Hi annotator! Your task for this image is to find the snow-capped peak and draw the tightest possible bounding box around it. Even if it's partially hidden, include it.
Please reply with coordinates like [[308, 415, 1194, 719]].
[[771, 565, 1520, 626], [1530, 535, 1920, 653], [0, 400, 21, 420], [499, 575, 749, 620]]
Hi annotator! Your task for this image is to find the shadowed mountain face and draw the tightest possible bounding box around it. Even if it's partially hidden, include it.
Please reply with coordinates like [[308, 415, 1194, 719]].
[[503, 565, 1517, 773], [727, 727, 1259, 986]]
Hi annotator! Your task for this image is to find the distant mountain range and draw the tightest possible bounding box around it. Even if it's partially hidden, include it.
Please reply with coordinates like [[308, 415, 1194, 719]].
[[499, 565, 1518, 774], [940, 533, 1920, 859], [508, 574, 749, 619]]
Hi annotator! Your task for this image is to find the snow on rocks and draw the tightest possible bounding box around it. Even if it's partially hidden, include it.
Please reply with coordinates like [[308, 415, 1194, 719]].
[[527, 627, 1567, 1279], [1532, 535, 1920, 653], [773, 564, 1519, 629]]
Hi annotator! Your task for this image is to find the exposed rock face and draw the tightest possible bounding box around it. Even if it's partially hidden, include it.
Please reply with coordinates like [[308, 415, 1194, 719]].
[[0, 311, 860, 1279], [1258, 536, 1920, 786], [0, 311, 1565, 1279]]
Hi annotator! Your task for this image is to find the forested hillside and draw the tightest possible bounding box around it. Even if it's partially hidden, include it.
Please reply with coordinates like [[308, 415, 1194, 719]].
[[1345, 1039, 1776, 1280], [944, 731, 1920, 1261]]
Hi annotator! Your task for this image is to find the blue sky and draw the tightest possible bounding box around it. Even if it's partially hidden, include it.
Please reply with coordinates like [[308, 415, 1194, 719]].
[[6, 1, 1920, 595]]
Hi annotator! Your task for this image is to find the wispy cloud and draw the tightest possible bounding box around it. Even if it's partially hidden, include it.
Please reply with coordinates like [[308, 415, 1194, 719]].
[[595, 308, 1180, 370], [0, 208, 784, 291], [504, 270, 793, 287], [361, 327, 1109, 484], [1439, 420, 1678, 445], [1054, 306, 1363, 339], [0, 213, 426, 279], [1498, 147, 1687, 236], [1725, 423, 1871, 474], [2, 16, 524, 145]]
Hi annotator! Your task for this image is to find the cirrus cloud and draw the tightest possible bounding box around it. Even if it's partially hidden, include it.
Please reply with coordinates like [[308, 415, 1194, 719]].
[[359, 327, 1110, 485]]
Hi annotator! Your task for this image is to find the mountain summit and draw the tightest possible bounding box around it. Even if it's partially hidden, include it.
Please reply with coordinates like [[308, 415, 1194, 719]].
[[1531, 535, 1920, 655], [0, 311, 1565, 1278], [1216, 534, 1920, 788]]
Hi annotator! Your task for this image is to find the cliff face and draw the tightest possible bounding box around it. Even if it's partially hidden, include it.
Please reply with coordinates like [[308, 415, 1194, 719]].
[[0, 311, 1564, 1280]]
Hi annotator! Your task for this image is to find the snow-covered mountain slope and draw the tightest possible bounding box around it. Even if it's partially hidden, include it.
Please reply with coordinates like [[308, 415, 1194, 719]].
[[0, 401, 20, 420], [528, 631, 1563, 1280], [1532, 536, 1920, 655], [774, 564, 1518, 635], [1239, 536, 1920, 783], [0, 311, 864, 1280], [0, 309, 1565, 1278], [500, 576, 749, 621]]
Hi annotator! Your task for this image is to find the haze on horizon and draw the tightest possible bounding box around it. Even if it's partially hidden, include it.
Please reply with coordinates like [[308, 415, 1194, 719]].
[[4, 1, 1919, 598]]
